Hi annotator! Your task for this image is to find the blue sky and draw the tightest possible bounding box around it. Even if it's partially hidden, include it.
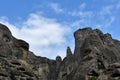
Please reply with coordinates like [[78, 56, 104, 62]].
[[0, 0, 120, 59]]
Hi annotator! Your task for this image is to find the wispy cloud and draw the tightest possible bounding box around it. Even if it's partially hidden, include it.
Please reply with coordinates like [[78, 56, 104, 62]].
[[100, 5, 114, 16], [49, 3, 63, 13], [67, 3, 93, 28], [70, 11, 93, 18], [68, 3, 93, 18], [0, 13, 70, 59], [69, 3, 116, 29], [104, 16, 115, 27], [79, 3, 86, 10], [96, 5, 116, 28], [95, 16, 115, 28]]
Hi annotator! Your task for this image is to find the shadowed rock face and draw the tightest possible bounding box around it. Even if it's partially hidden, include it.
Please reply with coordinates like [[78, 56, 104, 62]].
[[0, 23, 120, 80]]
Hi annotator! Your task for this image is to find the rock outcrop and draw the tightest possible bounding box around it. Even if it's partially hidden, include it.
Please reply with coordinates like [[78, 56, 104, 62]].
[[0, 23, 120, 80]]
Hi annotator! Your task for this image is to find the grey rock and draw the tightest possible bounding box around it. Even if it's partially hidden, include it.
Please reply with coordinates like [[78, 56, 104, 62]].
[[0, 23, 120, 80]]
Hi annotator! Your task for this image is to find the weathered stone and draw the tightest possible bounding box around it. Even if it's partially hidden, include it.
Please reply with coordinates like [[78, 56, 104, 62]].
[[0, 23, 120, 80], [66, 46, 72, 57]]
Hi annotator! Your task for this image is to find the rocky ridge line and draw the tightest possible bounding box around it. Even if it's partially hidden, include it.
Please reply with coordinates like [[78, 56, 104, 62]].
[[0, 24, 120, 80]]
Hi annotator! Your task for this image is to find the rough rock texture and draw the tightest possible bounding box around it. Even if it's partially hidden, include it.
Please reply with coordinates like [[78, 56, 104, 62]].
[[0, 24, 120, 80]]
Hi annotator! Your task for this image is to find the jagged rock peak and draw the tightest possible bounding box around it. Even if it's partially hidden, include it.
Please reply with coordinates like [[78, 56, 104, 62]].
[[66, 46, 72, 57], [74, 27, 114, 61]]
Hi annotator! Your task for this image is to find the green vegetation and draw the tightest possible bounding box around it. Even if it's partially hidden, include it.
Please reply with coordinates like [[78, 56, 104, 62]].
[[88, 77, 97, 80]]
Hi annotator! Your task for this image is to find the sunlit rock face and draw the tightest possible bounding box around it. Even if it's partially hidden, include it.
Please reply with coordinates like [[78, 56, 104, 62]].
[[0, 23, 120, 80]]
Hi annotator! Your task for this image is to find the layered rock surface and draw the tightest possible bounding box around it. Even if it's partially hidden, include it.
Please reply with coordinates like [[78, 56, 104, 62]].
[[0, 24, 120, 80]]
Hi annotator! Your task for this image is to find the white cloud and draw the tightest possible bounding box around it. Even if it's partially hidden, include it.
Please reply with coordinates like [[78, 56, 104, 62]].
[[79, 3, 86, 10], [71, 19, 86, 28], [68, 3, 93, 18], [95, 16, 115, 28], [69, 3, 116, 29], [104, 16, 115, 27], [0, 13, 70, 59], [100, 5, 114, 16], [71, 11, 93, 18], [97, 5, 115, 28], [49, 3, 63, 13]]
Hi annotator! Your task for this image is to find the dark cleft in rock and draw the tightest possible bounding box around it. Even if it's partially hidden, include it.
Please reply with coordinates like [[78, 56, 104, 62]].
[[0, 23, 120, 80]]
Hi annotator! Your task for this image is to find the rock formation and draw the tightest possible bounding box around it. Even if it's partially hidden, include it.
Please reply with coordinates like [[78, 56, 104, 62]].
[[0, 23, 120, 80]]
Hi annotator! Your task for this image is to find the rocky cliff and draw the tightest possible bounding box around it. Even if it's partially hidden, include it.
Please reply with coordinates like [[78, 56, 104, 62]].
[[0, 23, 120, 80]]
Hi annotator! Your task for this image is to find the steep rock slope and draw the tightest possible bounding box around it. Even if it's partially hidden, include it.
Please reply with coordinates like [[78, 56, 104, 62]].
[[0, 24, 120, 80]]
